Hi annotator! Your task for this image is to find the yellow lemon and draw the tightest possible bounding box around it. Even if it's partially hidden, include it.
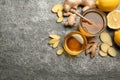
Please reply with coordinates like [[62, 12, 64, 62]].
[[114, 29, 120, 47], [96, 0, 120, 12], [107, 10, 120, 29]]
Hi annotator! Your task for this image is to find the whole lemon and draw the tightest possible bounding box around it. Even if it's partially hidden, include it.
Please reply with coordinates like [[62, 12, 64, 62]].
[[114, 29, 120, 47], [96, 0, 120, 12]]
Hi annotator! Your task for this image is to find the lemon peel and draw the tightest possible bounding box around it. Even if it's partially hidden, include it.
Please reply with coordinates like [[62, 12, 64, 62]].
[[114, 29, 120, 47], [96, 0, 120, 12]]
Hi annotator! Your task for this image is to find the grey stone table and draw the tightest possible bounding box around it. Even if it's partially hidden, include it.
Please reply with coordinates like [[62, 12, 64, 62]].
[[0, 0, 120, 80]]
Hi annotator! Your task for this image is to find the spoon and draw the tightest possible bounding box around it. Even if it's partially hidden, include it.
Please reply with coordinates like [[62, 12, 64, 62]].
[[70, 9, 100, 28]]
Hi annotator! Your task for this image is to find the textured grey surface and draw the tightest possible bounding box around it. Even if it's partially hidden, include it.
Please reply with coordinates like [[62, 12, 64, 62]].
[[0, 0, 120, 80]]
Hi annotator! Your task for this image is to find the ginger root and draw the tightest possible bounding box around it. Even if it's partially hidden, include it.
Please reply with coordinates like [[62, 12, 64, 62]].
[[63, 11, 77, 27], [63, 0, 96, 27], [85, 39, 99, 58], [64, 0, 96, 12]]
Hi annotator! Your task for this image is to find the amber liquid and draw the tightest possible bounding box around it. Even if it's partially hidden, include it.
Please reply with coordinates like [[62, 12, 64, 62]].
[[67, 36, 84, 51], [82, 12, 104, 35]]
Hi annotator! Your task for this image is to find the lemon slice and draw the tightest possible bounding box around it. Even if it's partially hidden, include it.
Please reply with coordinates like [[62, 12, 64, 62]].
[[107, 10, 120, 29]]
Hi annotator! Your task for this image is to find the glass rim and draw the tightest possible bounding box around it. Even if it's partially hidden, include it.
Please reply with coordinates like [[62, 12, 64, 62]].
[[63, 31, 87, 56], [79, 8, 107, 36]]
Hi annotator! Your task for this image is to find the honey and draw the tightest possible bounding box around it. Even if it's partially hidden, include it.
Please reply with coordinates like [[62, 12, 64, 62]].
[[67, 35, 83, 51], [78, 9, 107, 37], [63, 31, 87, 56]]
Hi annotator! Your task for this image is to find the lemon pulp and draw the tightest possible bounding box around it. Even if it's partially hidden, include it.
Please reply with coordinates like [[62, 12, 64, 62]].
[[107, 10, 120, 29]]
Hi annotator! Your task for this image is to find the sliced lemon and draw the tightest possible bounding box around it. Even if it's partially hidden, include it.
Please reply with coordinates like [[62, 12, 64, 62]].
[[107, 10, 120, 29]]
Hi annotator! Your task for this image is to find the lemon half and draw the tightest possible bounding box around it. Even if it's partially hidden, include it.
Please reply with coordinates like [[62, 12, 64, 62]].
[[107, 10, 120, 30]]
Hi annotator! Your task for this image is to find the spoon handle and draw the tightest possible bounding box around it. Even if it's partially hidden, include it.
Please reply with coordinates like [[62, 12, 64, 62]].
[[70, 9, 100, 28]]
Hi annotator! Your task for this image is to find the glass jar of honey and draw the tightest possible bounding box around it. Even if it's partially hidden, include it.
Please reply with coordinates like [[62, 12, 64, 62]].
[[63, 31, 87, 56], [78, 8, 107, 37]]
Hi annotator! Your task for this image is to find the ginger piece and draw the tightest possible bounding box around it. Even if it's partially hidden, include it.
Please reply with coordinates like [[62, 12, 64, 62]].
[[49, 34, 60, 39], [99, 50, 107, 57], [52, 4, 64, 13], [63, 0, 96, 12], [64, 12, 77, 27], [48, 39, 58, 44], [63, 9, 77, 27], [49, 34, 61, 48], [108, 47, 117, 57], [100, 43, 110, 53], [100, 32, 113, 46], [57, 17, 64, 23], [99, 32, 118, 58], [52, 4, 64, 22], [85, 39, 99, 58], [57, 10, 63, 22], [57, 48, 64, 55], [58, 10, 63, 17], [52, 40, 60, 48], [86, 43, 93, 55]]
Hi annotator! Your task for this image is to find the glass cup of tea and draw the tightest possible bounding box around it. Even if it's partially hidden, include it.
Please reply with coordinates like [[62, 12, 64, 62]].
[[78, 8, 107, 37]]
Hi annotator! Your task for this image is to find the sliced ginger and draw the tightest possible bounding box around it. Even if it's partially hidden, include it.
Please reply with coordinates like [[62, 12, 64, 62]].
[[99, 50, 107, 57], [58, 10, 63, 17], [52, 4, 64, 22], [49, 34, 60, 39], [57, 17, 64, 23], [57, 10, 63, 23], [49, 34, 61, 48], [52, 4, 63, 13], [57, 48, 64, 55], [99, 32, 117, 57], [99, 43, 117, 57], [48, 39, 58, 44], [48, 34, 64, 55], [52, 41, 60, 48], [100, 43, 110, 53], [108, 47, 117, 57], [100, 32, 112, 46]]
